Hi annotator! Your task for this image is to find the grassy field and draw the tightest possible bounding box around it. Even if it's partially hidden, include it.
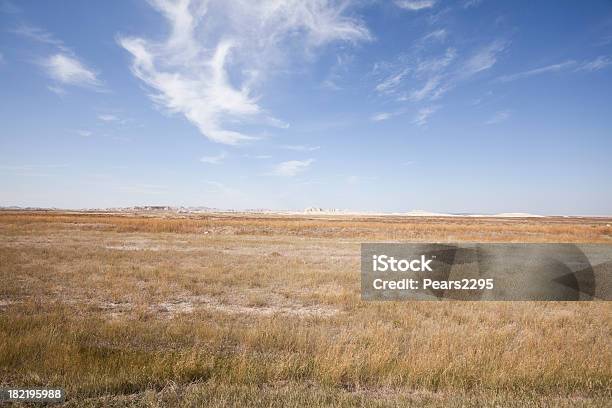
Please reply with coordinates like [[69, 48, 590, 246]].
[[0, 211, 611, 407]]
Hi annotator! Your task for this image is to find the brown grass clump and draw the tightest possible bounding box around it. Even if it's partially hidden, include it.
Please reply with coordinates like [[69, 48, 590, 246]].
[[0, 211, 610, 406]]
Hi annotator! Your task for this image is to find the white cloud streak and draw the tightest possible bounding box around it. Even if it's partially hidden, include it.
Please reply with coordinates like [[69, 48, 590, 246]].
[[394, 0, 437, 11], [576, 56, 612, 72], [281, 144, 321, 152], [421, 29, 447, 43], [463, 0, 483, 9], [371, 112, 393, 121], [372, 39, 506, 127], [374, 40, 504, 108], [413, 106, 438, 126], [200, 151, 227, 164], [409, 75, 442, 101], [43, 53, 102, 89], [119, 0, 370, 145], [461, 40, 508, 77], [375, 68, 409, 94], [12, 24, 68, 51], [498, 60, 575, 82], [271, 159, 314, 176], [13, 24, 104, 92], [496, 56, 611, 83], [98, 114, 120, 122], [47, 85, 66, 96], [485, 110, 510, 125], [75, 130, 93, 137], [415, 48, 456, 75]]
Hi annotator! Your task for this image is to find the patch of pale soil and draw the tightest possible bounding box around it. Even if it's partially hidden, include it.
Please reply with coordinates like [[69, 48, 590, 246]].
[[102, 237, 214, 252], [104, 244, 162, 251], [0, 299, 16, 310], [154, 300, 194, 314], [95, 293, 339, 319], [207, 292, 338, 317], [202, 299, 338, 318], [96, 301, 133, 319], [102, 240, 357, 263], [98, 301, 132, 312]]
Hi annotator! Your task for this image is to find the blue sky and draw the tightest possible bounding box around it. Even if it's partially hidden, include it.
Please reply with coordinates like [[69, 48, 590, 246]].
[[1, 0, 611, 215]]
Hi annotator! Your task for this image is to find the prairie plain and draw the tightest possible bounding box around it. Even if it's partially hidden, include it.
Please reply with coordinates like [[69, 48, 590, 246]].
[[0, 211, 611, 407]]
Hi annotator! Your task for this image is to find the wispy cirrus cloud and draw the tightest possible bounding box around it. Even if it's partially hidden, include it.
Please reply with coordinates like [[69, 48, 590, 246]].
[[98, 114, 120, 122], [322, 53, 355, 91], [200, 151, 227, 164], [75, 129, 93, 137], [43, 53, 102, 90], [415, 47, 456, 76], [12, 24, 68, 51], [413, 105, 439, 126], [374, 41, 505, 101], [394, 0, 437, 11], [420, 29, 447, 43], [409, 75, 443, 101], [372, 38, 507, 127], [98, 113, 134, 126], [461, 40, 508, 77], [374, 49, 455, 103], [463, 0, 483, 9], [497, 60, 576, 82], [245, 154, 272, 160], [119, 0, 371, 145], [13, 24, 104, 92], [371, 112, 393, 121], [497, 56, 611, 83], [375, 68, 409, 94], [281, 144, 320, 152], [485, 110, 510, 125], [47, 85, 66, 96], [575, 56, 612, 72], [271, 159, 314, 177]]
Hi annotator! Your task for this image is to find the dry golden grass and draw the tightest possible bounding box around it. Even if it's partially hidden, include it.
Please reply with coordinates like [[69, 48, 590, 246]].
[[0, 211, 611, 407], [2, 210, 612, 241]]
